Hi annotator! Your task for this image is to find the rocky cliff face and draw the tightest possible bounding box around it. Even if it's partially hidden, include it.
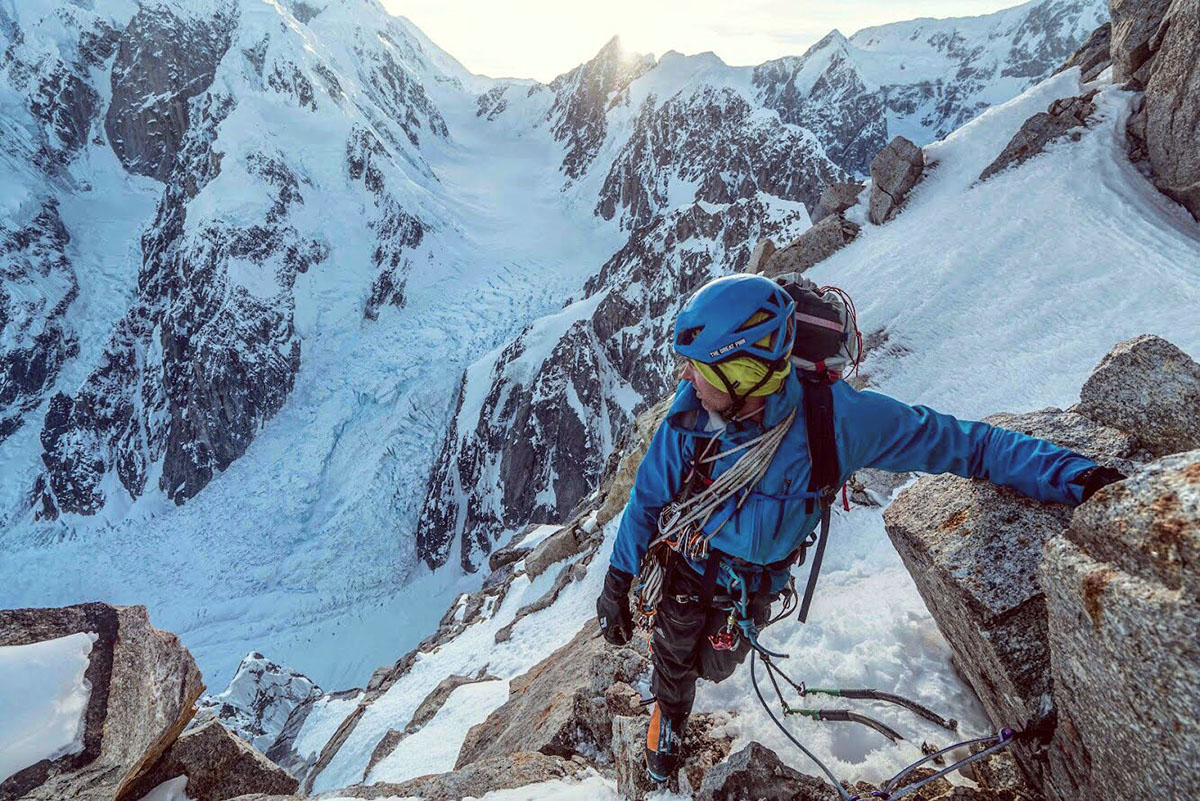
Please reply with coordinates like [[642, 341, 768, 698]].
[[596, 83, 844, 230], [1114, 0, 1200, 219], [0, 201, 78, 445], [2, 0, 451, 523], [545, 36, 655, 181], [883, 336, 1200, 800], [104, 2, 236, 181]]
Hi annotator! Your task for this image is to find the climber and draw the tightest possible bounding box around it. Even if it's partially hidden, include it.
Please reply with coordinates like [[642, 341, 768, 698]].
[[594, 272, 1125, 783]]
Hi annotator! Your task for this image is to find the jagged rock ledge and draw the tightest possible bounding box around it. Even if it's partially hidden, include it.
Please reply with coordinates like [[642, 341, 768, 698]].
[[883, 335, 1200, 800]]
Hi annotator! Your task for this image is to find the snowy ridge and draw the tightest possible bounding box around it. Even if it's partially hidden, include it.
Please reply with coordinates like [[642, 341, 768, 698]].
[[754, 0, 1109, 173]]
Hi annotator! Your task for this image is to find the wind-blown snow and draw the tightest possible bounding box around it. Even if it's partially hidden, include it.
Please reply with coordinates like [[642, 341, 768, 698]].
[[0, 632, 97, 783]]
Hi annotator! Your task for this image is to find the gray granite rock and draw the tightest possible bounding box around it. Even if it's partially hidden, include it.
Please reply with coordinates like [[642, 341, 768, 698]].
[[811, 182, 866, 224], [1054, 22, 1112, 82], [745, 237, 776, 274], [612, 712, 733, 800], [487, 523, 539, 572], [0, 604, 204, 801], [456, 618, 648, 768], [762, 213, 860, 276], [0, 603, 204, 801], [979, 92, 1098, 183], [696, 742, 837, 801], [1042, 450, 1200, 801], [868, 136, 925, 225], [1077, 335, 1200, 456], [1110, 0, 1173, 84], [1144, 0, 1200, 220], [848, 467, 914, 507], [118, 719, 298, 801], [105, 4, 235, 180], [882, 408, 1141, 790], [524, 523, 590, 579]]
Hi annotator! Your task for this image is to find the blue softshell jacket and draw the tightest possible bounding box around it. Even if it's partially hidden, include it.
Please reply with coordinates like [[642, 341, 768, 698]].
[[610, 371, 1097, 582]]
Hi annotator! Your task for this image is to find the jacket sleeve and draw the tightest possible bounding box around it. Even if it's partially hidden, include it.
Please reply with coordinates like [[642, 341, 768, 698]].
[[610, 419, 688, 576], [846, 389, 1097, 506]]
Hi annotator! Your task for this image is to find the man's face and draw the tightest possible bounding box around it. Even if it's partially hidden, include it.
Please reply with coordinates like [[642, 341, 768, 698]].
[[681, 360, 733, 415]]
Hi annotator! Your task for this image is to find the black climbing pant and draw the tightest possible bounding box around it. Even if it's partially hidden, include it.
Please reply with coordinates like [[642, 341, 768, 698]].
[[650, 559, 772, 723]]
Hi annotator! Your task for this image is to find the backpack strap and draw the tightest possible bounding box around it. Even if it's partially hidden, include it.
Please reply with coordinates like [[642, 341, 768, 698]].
[[798, 379, 839, 624]]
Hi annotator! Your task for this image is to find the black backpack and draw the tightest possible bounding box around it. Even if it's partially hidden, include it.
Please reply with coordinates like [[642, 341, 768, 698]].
[[775, 273, 862, 622]]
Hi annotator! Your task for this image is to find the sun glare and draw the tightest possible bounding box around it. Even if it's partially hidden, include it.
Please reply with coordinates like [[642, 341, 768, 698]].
[[385, 0, 1020, 82]]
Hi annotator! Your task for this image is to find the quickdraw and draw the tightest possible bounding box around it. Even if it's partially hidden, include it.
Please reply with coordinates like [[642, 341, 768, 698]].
[[747, 634, 1021, 801]]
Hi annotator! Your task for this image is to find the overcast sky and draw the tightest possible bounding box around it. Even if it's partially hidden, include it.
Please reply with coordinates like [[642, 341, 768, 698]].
[[383, 0, 1024, 83]]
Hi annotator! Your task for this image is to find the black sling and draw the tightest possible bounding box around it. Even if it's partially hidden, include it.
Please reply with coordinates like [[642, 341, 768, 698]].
[[798, 379, 839, 624]]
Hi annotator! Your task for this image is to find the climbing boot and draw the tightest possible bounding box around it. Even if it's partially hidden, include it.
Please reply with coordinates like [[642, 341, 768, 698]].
[[645, 702, 685, 782]]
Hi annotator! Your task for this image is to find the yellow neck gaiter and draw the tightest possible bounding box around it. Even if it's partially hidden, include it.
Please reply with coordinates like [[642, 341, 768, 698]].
[[692, 356, 790, 397]]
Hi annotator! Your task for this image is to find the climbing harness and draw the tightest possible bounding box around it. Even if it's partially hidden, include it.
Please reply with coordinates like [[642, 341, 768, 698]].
[[635, 406, 798, 627]]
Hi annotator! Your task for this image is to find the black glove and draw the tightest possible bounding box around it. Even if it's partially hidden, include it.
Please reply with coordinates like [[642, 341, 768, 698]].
[[1070, 466, 1127, 502], [596, 566, 634, 646]]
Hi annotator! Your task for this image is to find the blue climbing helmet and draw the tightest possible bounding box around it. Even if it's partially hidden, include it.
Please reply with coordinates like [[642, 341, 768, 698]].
[[674, 274, 796, 365]]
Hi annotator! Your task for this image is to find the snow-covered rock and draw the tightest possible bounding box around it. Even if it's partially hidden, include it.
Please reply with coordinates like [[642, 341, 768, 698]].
[[197, 652, 322, 754], [978, 90, 1099, 182], [455, 619, 648, 768], [264, 688, 363, 783], [0, 631, 95, 786], [761, 213, 861, 276], [753, 0, 1108, 175], [811, 181, 866, 224], [0, 603, 203, 801]]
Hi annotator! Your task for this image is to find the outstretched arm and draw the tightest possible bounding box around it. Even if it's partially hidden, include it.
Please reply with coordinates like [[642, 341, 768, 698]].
[[845, 389, 1099, 506]]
